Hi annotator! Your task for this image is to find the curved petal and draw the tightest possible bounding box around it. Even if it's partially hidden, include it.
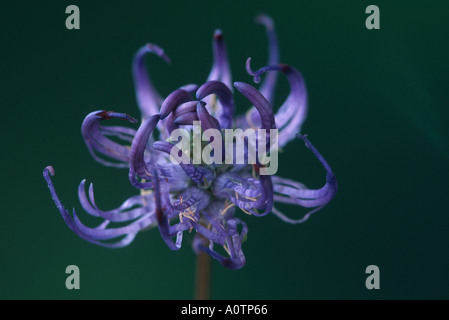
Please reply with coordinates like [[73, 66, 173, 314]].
[[246, 59, 308, 147], [164, 100, 197, 134], [234, 82, 276, 130], [207, 30, 231, 89], [234, 15, 279, 130], [152, 169, 184, 251], [128, 114, 160, 189], [255, 14, 279, 105], [72, 210, 154, 240], [173, 111, 199, 125], [196, 101, 221, 131], [132, 43, 170, 120], [43, 166, 143, 248], [171, 101, 198, 118], [204, 30, 232, 127], [233, 82, 277, 164], [196, 81, 234, 129], [78, 179, 150, 222], [81, 110, 137, 168], [160, 89, 193, 119], [272, 134, 337, 223]]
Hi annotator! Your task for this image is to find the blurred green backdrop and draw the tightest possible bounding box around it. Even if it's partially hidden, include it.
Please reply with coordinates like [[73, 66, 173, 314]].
[[1, 0, 448, 299]]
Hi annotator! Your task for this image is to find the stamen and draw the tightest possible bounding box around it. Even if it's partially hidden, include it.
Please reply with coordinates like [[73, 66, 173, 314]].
[[241, 194, 259, 201], [220, 202, 235, 215], [178, 207, 197, 224], [234, 190, 260, 202], [223, 244, 231, 256]]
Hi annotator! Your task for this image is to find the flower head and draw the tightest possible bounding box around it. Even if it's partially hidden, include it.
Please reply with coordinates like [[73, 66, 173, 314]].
[[43, 14, 337, 270]]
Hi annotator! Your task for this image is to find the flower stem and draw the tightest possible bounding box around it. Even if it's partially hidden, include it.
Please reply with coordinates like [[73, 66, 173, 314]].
[[195, 250, 211, 300]]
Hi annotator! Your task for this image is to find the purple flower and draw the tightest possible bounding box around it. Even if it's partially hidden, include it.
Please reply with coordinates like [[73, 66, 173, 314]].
[[43, 15, 337, 270]]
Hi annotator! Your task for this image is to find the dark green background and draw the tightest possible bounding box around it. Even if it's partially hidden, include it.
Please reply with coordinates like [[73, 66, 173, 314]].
[[1, 0, 448, 299]]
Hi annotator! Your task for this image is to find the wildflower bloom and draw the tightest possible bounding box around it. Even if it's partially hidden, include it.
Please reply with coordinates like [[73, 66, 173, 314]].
[[43, 15, 337, 270]]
